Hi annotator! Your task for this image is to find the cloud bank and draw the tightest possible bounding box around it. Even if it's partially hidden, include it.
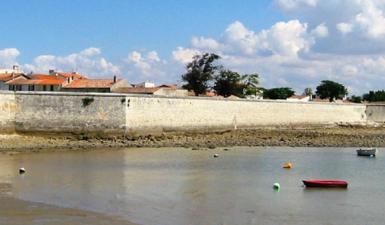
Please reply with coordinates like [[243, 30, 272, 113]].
[[3, 0, 385, 94]]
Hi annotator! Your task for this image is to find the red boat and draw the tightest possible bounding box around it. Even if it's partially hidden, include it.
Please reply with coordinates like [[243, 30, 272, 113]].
[[302, 180, 348, 188]]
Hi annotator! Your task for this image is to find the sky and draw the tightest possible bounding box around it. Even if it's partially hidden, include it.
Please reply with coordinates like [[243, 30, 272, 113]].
[[2, 0, 385, 95]]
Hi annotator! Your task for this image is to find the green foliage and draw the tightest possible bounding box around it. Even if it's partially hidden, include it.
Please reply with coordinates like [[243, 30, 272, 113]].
[[82, 97, 94, 107], [241, 73, 259, 87], [349, 95, 362, 103], [181, 53, 221, 96], [363, 90, 385, 102], [213, 70, 245, 97], [315, 80, 348, 102], [263, 87, 295, 99]]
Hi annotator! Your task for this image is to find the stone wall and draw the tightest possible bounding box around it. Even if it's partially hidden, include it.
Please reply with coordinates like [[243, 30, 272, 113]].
[[125, 96, 367, 133], [0, 92, 370, 135], [0, 92, 16, 132], [14, 92, 127, 134], [366, 104, 385, 123]]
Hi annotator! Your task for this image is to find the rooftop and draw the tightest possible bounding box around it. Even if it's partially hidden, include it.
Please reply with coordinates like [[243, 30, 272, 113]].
[[62, 79, 120, 89]]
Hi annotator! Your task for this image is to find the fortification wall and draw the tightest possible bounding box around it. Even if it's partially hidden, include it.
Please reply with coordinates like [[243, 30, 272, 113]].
[[366, 104, 385, 123], [0, 92, 370, 135], [126, 96, 367, 132], [0, 92, 16, 132], [14, 92, 127, 134]]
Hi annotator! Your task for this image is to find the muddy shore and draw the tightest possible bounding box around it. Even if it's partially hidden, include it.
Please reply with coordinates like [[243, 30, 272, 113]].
[[0, 182, 137, 225], [1, 126, 385, 152]]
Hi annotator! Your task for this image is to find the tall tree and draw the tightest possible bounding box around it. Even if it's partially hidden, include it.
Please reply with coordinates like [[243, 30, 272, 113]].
[[213, 70, 244, 97], [316, 80, 348, 102], [181, 53, 221, 96], [303, 87, 313, 96], [363, 90, 385, 102], [263, 87, 295, 99], [241, 73, 261, 98]]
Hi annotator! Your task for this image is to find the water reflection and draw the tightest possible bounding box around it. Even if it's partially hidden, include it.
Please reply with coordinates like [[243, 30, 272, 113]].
[[0, 148, 384, 225]]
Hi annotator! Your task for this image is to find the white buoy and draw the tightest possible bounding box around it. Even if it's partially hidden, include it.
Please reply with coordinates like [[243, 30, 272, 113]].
[[213, 154, 219, 158], [19, 167, 26, 174]]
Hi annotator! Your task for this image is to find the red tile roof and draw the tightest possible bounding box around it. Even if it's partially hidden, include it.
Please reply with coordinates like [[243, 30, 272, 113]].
[[6, 78, 64, 85], [0, 73, 23, 82], [114, 87, 160, 94], [56, 72, 86, 79], [6, 73, 66, 85], [30, 74, 65, 80], [62, 79, 119, 89]]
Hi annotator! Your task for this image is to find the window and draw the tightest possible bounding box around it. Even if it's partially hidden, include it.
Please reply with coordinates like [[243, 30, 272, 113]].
[[43, 85, 46, 91], [50, 85, 54, 91], [9, 85, 14, 91], [28, 85, 35, 91], [16, 85, 22, 91]]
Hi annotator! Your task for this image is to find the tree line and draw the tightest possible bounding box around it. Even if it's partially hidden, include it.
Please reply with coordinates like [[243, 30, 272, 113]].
[[181, 53, 385, 102]]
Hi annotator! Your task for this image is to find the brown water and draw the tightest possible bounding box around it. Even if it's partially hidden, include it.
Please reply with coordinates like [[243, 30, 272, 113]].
[[1, 147, 384, 225]]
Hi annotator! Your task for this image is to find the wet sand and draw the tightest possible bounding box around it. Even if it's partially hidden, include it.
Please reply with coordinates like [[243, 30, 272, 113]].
[[1, 126, 385, 153], [0, 196, 137, 225], [0, 184, 137, 225]]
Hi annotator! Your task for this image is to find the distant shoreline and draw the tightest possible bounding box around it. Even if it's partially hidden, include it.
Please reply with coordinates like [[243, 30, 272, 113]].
[[1, 126, 385, 153]]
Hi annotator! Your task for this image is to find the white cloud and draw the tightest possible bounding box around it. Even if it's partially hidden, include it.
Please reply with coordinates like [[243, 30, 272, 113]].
[[191, 37, 221, 51], [341, 65, 359, 76], [354, 0, 385, 38], [172, 47, 201, 64], [336, 22, 354, 34], [311, 23, 329, 38], [276, 0, 318, 11], [23, 47, 120, 76], [122, 50, 170, 83], [223, 21, 259, 55], [147, 51, 161, 62], [126, 51, 152, 72], [258, 20, 312, 57], [0, 48, 20, 68]]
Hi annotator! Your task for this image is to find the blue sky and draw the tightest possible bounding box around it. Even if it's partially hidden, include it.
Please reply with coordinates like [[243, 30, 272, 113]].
[[2, 0, 385, 95], [1, 0, 282, 61]]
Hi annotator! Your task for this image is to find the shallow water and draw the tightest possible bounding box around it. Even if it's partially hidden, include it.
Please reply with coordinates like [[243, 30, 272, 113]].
[[1, 147, 384, 225]]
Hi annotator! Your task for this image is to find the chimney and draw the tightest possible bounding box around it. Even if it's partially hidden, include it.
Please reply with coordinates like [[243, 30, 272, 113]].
[[113, 75, 117, 83], [12, 65, 19, 72], [49, 69, 55, 75]]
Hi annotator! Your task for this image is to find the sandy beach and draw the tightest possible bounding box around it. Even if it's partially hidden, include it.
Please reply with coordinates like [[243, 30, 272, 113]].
[[0, 182, 137, 225]]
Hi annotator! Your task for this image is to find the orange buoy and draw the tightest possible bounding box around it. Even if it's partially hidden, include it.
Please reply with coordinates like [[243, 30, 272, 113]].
[[282, 162, 293, 169]]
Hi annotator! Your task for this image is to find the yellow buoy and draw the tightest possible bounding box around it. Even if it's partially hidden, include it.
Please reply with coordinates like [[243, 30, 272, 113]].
[[282, 162, 293, 169]]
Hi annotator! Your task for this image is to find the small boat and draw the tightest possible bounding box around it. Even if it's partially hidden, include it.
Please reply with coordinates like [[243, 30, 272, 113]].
[[302, 180, 348, 188], [357, 148, 376, 157]]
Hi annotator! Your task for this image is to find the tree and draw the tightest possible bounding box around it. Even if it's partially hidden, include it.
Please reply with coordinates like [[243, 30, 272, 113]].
[[315, 80, 348, 102], [241, 73, 261, 97], [303, 88, 313, 96], [181, 53, 221, 96], [349, 95, 362, 103], [362, 90, 385, 102], [263, 87, 295, 99], [213, 70, 244, 97]]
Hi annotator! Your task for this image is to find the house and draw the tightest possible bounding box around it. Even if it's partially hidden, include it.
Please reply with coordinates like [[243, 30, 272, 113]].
[[6, 74, 68, 91], [0, 73, 26, 90], [62, 76, 129, 92], [133, 81, 156, 88], [5, 70, 87, 92], [0, 65, 25, 90], [286, 95, 311, 102], [113, 84, 188, 97]]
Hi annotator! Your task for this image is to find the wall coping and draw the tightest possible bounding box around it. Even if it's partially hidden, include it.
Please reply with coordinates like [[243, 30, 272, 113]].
[[0, 90, 365, 107]]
